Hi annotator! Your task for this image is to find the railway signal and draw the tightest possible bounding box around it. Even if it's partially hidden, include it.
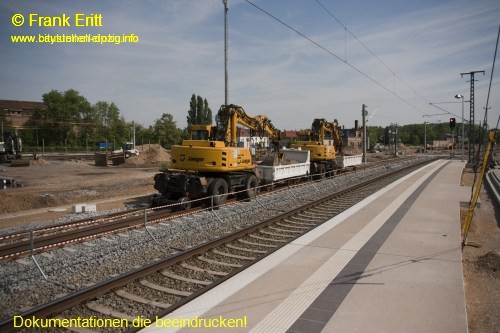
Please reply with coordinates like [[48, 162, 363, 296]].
[[449, 117, 456, 129]]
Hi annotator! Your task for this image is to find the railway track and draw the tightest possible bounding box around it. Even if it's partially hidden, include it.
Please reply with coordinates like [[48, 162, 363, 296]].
[[0, 207, 178, 262], [0, 156, 438, 332], [0, 155, 420, 263]]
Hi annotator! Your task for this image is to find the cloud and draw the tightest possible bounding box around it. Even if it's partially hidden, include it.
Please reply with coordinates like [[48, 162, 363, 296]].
[[0, 0, 498, 131]]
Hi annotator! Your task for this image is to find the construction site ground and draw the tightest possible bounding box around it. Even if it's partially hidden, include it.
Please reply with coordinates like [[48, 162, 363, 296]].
[[0, 144, 169, 228], [0, 147, 498, 332]]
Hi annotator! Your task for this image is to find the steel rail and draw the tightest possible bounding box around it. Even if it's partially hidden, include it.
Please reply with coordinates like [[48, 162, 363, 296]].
[[0, 157, 437, 332], [0, 156, 412, 262]]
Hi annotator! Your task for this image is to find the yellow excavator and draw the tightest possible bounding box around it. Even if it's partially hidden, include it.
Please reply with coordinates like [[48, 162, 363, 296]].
[[291, 118, 343, 177], [152, 104, 281, 208]]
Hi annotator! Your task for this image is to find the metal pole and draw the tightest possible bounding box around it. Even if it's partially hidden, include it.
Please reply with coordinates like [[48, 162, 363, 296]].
[[362, 104, 367, 163], [461, 97, 464, 162], [460, 70, 485, 163], [223, 0, 229, 106], [452, 127, 454, 159], [424, 121, 427, 153], [462, 131, 495, 245], [144, 208, 160, 245], [132, 120, 136, 148], [394, 124, 398, 157], [30, 230, 48, 279]]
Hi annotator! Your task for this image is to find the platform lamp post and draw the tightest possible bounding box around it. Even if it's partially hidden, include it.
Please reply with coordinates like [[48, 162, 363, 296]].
[[422, 120, 441, 152], [424, 121, 427, 153], [362, 104, 368, 163], [454, 94, 465, 162]]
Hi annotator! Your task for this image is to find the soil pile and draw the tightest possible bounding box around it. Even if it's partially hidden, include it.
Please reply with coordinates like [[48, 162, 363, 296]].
[[125, 144, 170, 168], [474, 251, 500, 279]]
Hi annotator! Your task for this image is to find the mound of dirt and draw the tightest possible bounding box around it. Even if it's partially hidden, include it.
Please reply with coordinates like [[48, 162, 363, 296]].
[[32, 158, 48, 166], [474, 251, 500, 278], [125, 144, 170, 168]]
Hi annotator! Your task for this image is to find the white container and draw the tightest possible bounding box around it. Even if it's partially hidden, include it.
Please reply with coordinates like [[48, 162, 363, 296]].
[[257, 150, 310, 183], [73, 203, 97, 213], [336, 154, 363, 169], [72, 204, 85, 214], [83, 204, 97, 212]]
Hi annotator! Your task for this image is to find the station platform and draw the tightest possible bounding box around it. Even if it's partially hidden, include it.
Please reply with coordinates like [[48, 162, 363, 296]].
[[142, 159, 469, 333]]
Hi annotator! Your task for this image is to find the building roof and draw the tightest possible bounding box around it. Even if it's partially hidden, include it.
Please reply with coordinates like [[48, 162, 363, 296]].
[[0, 99, 46, 111], [280, 130, 297, 139], [236, 127, 250, 137]]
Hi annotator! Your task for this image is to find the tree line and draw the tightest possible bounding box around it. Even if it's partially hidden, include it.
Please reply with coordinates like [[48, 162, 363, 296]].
[[366, 122, 483, 150], [3, 88, 477, 151], [7, 90, 213, 152]]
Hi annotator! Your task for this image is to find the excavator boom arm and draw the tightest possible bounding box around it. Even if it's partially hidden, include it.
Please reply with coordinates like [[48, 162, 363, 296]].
[[311, 118, 342, 150], [216, 104, 280, 147]]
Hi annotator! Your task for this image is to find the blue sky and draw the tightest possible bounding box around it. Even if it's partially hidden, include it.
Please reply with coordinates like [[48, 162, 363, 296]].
[[1, 0, 499, 131]]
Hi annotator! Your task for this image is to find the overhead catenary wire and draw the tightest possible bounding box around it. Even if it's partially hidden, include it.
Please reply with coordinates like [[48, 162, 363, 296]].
[[483, 24, 499, 128], [429, 25, 498, 144], [313, 1, 395, 76], [313, 0, 433, 107], [473, 24, 499, 171], [428, 103, 462, 119], [244, 0, 428, 117]]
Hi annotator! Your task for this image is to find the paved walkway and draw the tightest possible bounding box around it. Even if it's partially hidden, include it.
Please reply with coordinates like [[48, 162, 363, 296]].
[[142, 159, 468, 333]]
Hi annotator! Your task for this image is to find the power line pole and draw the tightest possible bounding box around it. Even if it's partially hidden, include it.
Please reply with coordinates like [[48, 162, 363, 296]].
[[424, 121, 427, 154], [483, 106, 491, 130], [394, 123, 398, 157], [460, 70, 484, 164], [362, 104, 367, 163], [223, 0, 229, 106]]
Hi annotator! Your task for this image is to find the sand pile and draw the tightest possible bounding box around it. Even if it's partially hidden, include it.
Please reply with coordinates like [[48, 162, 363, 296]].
[[32, 158, 48, 166], [125, 144, 170, 167]]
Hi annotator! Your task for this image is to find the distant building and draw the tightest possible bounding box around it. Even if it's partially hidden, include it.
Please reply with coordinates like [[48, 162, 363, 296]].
[[433, 134, 458, 149], [236, 127, 269, 148], [341, 120, 363, 153], [280, 130, 297, 148], [232, 124, 366, 152], [0, 99, 46, 129]]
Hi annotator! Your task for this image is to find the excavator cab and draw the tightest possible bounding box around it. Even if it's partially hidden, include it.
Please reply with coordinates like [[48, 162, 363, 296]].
[[292, 119, 340, 159], [291, 118, 343, 177], [296, 130, 314, 143], [188, 125, 216, 141]]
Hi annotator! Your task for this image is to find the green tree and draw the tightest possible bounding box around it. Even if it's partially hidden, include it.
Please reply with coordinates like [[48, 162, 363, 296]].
[[187, 94, 212, 125], [36, 89, 133, 150], [366, 126, 384, 149], [153, 113, 182, 148], [134, 123, 154, 146], [40, 89, 91, 146], [93, 101, 130, 147]]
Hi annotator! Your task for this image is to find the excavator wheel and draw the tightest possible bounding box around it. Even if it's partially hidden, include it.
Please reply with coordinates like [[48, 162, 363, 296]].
[[316, 164, 326, 179], [242, 174, 258, 200], [208, 178, 228, 206]]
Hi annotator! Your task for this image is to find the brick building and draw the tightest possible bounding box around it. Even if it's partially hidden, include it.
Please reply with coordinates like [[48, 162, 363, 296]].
[[341, 121, 363, 153], [0, 100, 46, 129]]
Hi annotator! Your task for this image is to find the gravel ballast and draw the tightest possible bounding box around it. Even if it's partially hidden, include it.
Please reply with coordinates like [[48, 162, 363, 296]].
[[0, 157, 433, 321]]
